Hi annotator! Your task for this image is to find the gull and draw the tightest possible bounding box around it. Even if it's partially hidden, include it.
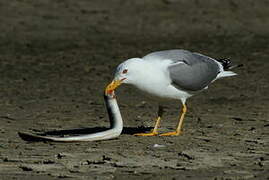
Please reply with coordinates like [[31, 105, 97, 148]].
[[105, 49, 242, 136]]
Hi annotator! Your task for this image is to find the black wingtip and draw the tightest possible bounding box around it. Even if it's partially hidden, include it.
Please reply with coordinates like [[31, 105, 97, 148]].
[[228, 63, 244, 70], [217, 58, 243, 70], [217, 58, 232, 70]]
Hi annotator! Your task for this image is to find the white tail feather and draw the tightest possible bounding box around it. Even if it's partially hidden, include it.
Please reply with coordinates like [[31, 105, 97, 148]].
[[217, 71, 237, 79]]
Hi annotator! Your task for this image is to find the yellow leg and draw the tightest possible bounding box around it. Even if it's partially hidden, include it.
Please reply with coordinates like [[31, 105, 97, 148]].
[[134, 106, 163, 136], [160, 104, 187, 136], [134, 116, 161, 136]]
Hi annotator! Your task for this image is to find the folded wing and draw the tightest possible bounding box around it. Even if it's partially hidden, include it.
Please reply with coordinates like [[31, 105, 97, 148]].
[[143, 49, 221, 91]]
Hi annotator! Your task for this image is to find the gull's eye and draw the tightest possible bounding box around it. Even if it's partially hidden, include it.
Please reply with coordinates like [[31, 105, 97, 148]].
[[122, 69, 128, 74]]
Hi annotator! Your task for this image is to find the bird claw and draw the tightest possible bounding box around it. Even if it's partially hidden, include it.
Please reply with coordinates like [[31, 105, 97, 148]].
[[160, 131, 182, 136]]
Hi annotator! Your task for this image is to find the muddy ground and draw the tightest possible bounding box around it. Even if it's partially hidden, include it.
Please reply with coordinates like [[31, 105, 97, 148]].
[[0, 0, 268, 179]]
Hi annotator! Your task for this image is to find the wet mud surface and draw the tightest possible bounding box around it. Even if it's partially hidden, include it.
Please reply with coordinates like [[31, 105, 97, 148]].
[[0, 0, 268, 179]]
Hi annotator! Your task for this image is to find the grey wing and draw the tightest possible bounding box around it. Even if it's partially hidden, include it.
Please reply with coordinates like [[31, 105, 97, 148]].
[[168, 52, 221, 91], [142, 49, 221, 91], [143, 49, 194, 62]]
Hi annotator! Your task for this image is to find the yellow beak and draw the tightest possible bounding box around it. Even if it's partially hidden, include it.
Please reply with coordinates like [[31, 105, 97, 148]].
[[105, 79, 124, 95]]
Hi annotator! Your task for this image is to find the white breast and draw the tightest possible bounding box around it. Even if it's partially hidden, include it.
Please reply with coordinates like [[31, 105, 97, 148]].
[[130, 60, 192, 102]]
